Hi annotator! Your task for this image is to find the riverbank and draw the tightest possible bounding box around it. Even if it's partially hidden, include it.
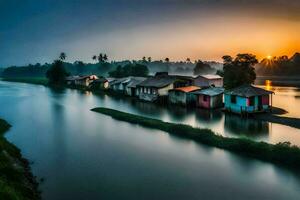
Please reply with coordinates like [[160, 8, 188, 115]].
[[0, 119, 40, 200], [1, 77, 48, 86], [92, 107, 300, 170]]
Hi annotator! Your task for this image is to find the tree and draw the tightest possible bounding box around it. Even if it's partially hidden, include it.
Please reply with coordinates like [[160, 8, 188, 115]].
[[186, 58, 191, 63], [46, 60, 69, 85], [108, 63, 149, 78], [103, 54, 108, 62], [147, 57, 152, 63], [92, 55, 97, 63], [142, 56, 147, 63], [222, 54, 257, 89], [98, 53, 108, 63], [193, 60, 214, 75], [59, 52, 66, 61], [165, 57, 170, 63], [98, 53, 103, 63], [74, 61, 85, 75]]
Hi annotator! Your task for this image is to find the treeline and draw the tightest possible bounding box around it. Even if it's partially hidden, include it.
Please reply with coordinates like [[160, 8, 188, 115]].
[[1, 62, 115, 78], [108, 63, 149, 78], [256, 52, 300, 76], [0, 54, 220, 78]]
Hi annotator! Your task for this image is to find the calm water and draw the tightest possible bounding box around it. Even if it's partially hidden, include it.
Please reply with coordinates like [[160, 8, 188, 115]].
[[1, 81, 300, 200]]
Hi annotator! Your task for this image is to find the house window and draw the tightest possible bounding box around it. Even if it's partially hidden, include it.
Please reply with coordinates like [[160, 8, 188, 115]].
[[203, 95, 208, 102], [231, 95, 237, 104], [248, 96, 255, 106], [152, 89, 157, 95]]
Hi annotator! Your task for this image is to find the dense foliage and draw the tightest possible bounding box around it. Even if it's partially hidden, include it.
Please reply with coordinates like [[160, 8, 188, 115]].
[[92, 107, 300, 170], [1, 57, 222, 78], [221, 54, 257, 89], [108, 63, 149, 78], [193, 60, 215, 75], [46, 60, 69, 85], [1, 63, 50, 78]]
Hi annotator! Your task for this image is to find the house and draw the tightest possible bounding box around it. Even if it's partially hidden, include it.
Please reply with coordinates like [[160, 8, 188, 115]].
[[110, 77, 132, 93], [106, 78, 116, 88], [137, 72, 193, 102], [66, 75, 98, 87], [224, 85, 274, 114], [65, 76, 79, 85], [125, 77, 147, 96], [169, 86, 200, 106], [89, 77, 109, 90], [194, 75, 223, 87], [192, 87, 224, 109]]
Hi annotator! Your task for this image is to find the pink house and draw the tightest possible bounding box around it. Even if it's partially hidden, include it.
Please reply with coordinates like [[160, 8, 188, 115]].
[[192, 87, 224, 109]]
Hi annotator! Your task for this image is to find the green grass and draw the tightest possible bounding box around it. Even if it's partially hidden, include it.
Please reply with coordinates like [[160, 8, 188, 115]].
[[92, 107, 300, 170], [1, 77, 48, 86], [0, 119, 40, 200]]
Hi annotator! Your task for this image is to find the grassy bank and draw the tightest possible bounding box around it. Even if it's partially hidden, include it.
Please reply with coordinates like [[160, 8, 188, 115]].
[[0, 119, 40, 200], [92, 107, 300, 170], [1, 77, 48, 86]]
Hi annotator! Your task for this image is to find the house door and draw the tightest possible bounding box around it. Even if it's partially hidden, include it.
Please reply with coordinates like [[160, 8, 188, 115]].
[[257, 96, 263, 110], [131, 88, 136, 96]]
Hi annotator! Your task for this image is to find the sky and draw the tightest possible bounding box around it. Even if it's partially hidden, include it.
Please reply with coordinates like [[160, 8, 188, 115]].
[[0, 0, 300, 67]]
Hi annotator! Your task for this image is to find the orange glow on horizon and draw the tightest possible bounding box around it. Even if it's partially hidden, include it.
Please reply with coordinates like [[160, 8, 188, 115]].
[[72, 14, 300, 63]]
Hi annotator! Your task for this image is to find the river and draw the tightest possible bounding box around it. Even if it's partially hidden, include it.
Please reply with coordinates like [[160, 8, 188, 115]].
[[1, 80, 300, 200]]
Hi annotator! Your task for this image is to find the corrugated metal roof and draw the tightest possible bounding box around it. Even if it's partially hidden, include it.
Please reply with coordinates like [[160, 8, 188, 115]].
[[225, 85, 274, 97], [66, 75, 98, 81], [127, 77, 147, 88], [137, 75, 177, 88], [110, 77, 131, 85], [172, 86, 200, 93], [197, 74, 222, 80], [192, 87, 224, 96]]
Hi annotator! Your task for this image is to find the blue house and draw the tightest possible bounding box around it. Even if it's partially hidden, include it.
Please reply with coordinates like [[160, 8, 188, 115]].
[[224, 85, 274, 115]]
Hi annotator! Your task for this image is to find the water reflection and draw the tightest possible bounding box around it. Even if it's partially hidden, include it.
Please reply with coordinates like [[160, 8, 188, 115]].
[[224, 114, 269, 137], [1, 81, 300, 200], [195, 108, 223, 123]]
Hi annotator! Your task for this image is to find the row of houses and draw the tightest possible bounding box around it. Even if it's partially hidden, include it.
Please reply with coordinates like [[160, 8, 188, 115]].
[[65, 72, 274, 115]]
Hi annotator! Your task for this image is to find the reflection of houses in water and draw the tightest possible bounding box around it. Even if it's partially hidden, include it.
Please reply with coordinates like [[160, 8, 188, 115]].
[[168, 105, 190, 120], [195, 108, 223, 123], [131, 100, 164, 116], [224, 113, 269, 136]]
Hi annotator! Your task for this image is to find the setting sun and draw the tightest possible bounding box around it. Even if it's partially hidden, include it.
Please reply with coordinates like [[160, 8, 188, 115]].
[[267, 55, 272, 60]]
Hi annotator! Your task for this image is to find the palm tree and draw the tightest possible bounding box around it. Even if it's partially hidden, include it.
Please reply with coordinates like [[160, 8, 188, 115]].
[[92, 55, 97, 63], [98, 53, 103, 63], [165, 57, 170, 63], [59, 52, 66, 61], [142, 56, 147, 63], [147, 57, 152, 63], [103, 54, 108, 62]]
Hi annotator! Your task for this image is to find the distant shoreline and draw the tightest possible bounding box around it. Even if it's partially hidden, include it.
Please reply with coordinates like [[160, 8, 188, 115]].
[[256, 76, 300, 87]]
